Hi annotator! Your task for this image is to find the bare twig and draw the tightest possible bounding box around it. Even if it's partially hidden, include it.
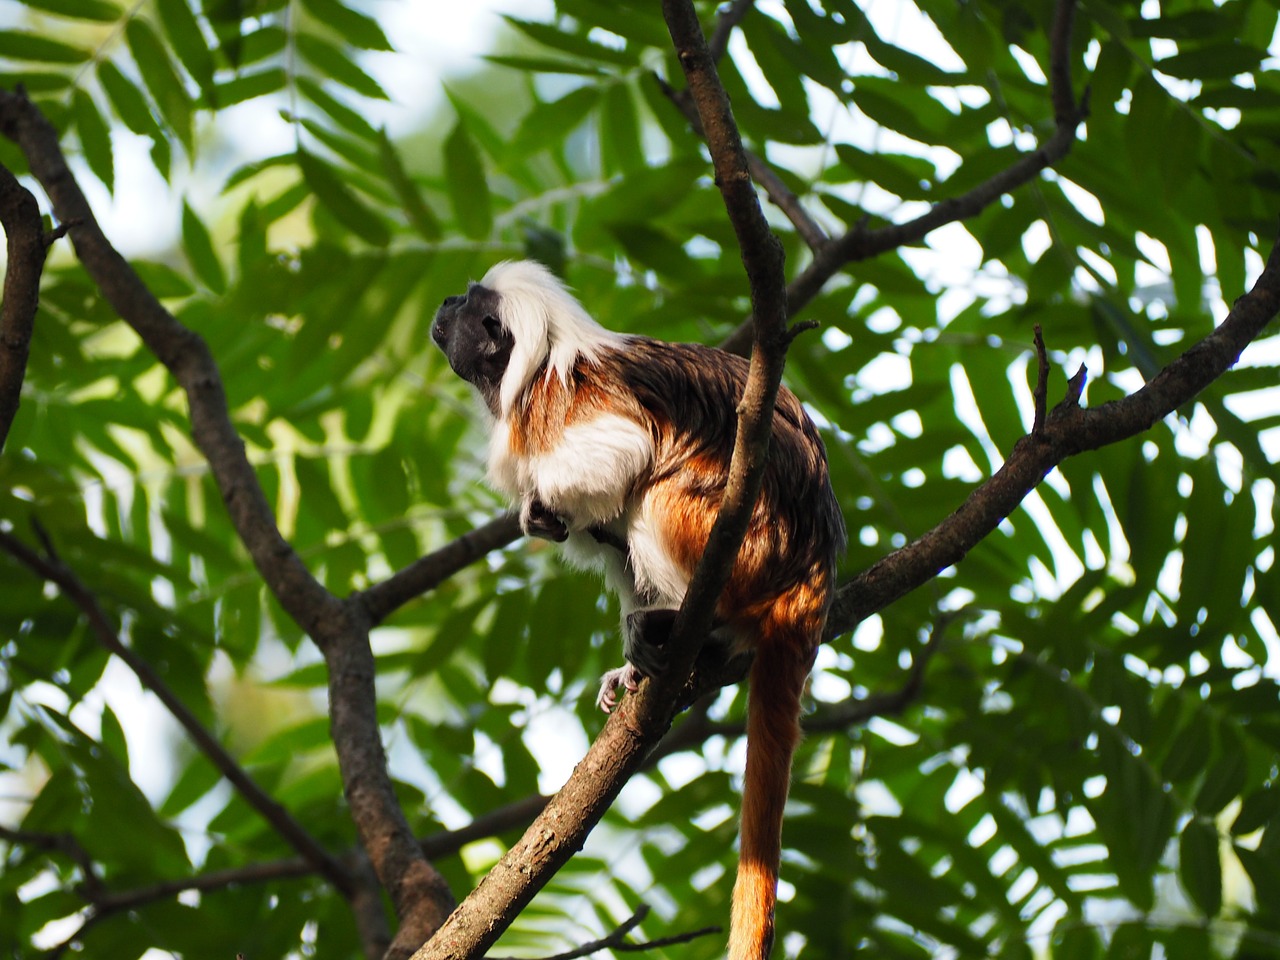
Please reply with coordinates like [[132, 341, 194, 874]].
[[0, 527, 357, 898], [614, 925, 723, 953], [487, 904, 651, 960], [0, 825, 102, 895], [707, 0, 753, 63], [358, 513, 522, 625], [0, 160, 47, 452], [653, 73, 831, 251], [1032, 325, 1050, 435], [721, 0, 1088, 356]]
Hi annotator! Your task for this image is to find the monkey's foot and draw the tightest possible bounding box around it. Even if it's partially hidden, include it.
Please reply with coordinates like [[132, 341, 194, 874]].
[[521, 499, 569, 542], [596, 663, 644, 713]]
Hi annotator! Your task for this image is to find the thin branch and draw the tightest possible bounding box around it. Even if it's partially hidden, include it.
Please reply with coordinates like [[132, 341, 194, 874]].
[[419, 793, 551, 860], [485, 904, 720, 959], [487, 904, 651, 960], [358, 513, 522, 625], [0, 527, 357, 898], [0, 825, 102, 895], [721, 0, 1087, 356], [707, 0, 753, 63], [1032, 325, 1050, 435], [653, 73, 831, 251], [82, 858, 316, 913], [0, 160, 47, 453], [614, 926, 724, 952]]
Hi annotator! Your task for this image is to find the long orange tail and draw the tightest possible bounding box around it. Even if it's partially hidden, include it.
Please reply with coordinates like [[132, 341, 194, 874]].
[[728, 603, 819, 960]]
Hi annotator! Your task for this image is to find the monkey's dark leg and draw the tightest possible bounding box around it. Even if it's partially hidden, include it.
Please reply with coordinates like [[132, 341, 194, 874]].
[[624, 608, 677, 677], [521, 498, 569, 542]]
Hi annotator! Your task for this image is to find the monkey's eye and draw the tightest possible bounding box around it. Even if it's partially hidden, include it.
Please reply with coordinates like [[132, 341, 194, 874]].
[[482, 315, 503, 339]]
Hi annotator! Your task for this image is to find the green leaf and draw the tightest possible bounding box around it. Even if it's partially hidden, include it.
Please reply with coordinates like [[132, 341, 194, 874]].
[[502, 16, 636, 67], [300, 0, 392, 51], [1155, 42, 1267, 81], [1194, 728, 1249, 817], [0, 31, 89, 63], [1232, 786, 1280, 836], [378, 130, 442, 241], [832, 143, 934, 199], [233, 25, 288, 65], [212, 66, 286, 106], [1161, 709, 1213, 783], [99, 705, 129, 767], [512, 85, 599, 157], [297, 149, 391, 247], [599, 82, 643, 175], [132, 259, 196, 298], [553, 0, 670, 48], [298, 76, 379, 141], [182, 202, 227, 294], [156, 0, 215, 92], [442, 120, 491, 240], [72, 89, 113, 191], [97, 61, 161, 137], [19, 0, 120, 22], [1178, 819, 1222, 916], [126, 18, 194, 153], [484, 54, 609, 77], [295, 31, 388, 99]]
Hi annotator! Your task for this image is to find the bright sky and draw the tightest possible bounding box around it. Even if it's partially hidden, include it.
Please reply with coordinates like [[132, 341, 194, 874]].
[[87, 0, 551, 255]]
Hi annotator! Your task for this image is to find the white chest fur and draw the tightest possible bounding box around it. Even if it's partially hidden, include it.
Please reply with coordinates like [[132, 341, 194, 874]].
[[487, 413, 655, 530]]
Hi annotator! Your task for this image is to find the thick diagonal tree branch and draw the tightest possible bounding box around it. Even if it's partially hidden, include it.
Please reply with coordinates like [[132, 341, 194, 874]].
[[0, 161, 47, 452], [0, 87, 453, 960], [410, 1, 796, 956]]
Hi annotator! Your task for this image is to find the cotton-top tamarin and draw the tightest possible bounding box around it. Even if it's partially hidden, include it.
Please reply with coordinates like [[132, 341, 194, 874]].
[[431, 260, 845, 960]]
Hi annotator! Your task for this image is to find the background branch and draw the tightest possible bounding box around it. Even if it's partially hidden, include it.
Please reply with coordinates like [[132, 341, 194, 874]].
[[0, 160, 46, 452], [0, 527, 356, 897], [0, 88, 453, 959], [828, 233, 1280, 636], [357, 513, 521, 625], [720, 0, 1086, 356]]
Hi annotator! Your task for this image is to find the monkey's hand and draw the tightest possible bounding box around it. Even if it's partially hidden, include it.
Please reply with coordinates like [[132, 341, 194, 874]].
[[521, 498, 569, 542], [596, 663, 644, 713]]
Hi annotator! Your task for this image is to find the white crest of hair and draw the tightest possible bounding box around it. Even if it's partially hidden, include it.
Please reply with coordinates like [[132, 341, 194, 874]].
[[480, 260, 626, 417]]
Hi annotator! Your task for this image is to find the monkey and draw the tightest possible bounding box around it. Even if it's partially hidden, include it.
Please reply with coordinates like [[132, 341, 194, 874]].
[[431, 260, 845, 960]]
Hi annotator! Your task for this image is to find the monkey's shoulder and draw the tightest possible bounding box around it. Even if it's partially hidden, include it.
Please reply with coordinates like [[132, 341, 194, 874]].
[[591, 336, 817, 442]]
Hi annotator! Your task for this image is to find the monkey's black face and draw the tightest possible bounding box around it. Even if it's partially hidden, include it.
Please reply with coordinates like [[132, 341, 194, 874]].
[[431, 283, 514, 412]]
